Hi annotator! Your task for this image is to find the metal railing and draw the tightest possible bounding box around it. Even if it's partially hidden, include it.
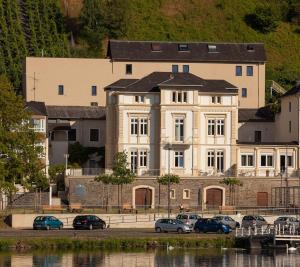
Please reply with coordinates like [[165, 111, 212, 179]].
[[67, 168, 105, 176]]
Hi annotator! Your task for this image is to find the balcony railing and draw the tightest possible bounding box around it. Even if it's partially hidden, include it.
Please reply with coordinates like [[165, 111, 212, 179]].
[[67, 168, 105, 176]]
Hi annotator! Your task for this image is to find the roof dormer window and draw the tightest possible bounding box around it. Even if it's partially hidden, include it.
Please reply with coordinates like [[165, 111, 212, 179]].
[[151, 43, 162, 52], [208, 45, 217, 53], [247, 45, 255, 52], [178, 44, 189, 51]]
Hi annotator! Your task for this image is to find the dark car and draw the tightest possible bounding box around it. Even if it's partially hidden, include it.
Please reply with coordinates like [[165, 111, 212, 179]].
[[194, 218, 232, 234], [33, 216, 63, 230], [213, 215, 240, 229], [73, 215, 106, 230], [241, 215, 268, 229]]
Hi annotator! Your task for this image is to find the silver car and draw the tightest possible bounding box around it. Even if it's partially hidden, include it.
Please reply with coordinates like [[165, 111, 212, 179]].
[[213, 215, 240, 229], [155, 218, 192, 234], [274, 216, 300, 230], [176, 213, 201, 227], [241, 215, 268, 229]]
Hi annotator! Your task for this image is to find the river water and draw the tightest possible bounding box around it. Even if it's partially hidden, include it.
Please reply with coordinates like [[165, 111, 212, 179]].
[[1, 249, 300, 267]]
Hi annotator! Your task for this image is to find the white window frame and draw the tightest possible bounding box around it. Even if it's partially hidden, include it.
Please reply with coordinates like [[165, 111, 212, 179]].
[[135, 95, 145, 103], [211, 96, 222, 104], [280, 154, 293, 168], [260, 154, 273, 167], [170, 189, 176, 199], [208, 119, 215, 136], [216, 150, 224, 172], [216, 119, 225, 136], [174, 118, 184, 142], [139, 150, 148, 167], [130, 118, 138, 135], [130, 150, 138, 173], [241, 154, 254, 167], [172, 91, 188, 103], [183, 189, 190, 199], [140, 118, 148, 135], [31, 119, 45, 132], [207, 150, 215, 168], [174, 151, 184, 168]]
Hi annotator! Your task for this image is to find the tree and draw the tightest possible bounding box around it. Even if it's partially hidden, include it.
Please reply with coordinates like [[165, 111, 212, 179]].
[[95, 151, 135, 212], [220, 177, 243, 206], [157, 174, 180, 214], [48, 164, 65, 191], [68, 142, 89, 166], [0, 75, 47, 196], [94, 173, 112, 211], [245, 6, 280, 33]]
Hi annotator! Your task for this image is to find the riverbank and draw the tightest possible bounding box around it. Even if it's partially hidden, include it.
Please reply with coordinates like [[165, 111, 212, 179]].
[[0, 236, 235, 252]]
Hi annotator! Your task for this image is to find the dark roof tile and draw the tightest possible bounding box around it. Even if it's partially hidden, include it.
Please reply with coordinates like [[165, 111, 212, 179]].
[[238, 108, 274, 122], [108, 40, 266, 63], [26, 101, 47, 116]]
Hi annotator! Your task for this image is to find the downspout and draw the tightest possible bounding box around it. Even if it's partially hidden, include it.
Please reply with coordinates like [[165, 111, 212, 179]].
[[258, 64, 260, 108]]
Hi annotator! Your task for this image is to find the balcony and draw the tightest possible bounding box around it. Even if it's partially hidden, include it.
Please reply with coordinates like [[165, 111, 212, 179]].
[[162, 137, 192, 149], [67, 168, 105, 177]]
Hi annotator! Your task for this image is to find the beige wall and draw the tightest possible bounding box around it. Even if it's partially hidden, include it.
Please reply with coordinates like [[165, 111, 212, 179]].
[[24, 57, 265, 108], [275, 95, 300, 142], [238, 122, 275, 143]]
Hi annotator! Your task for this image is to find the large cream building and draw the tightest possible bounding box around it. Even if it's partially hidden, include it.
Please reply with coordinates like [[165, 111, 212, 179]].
[[23, 40, 300, 209]]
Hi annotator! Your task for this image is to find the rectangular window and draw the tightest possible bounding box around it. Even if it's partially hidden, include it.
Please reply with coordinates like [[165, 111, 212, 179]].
[[135, 95, 145, 103], [175, 118, 184, 141], [207, 151, 215, 167], [242, 88, 247, 98], [183, 189, 190, 199], [178, 92, 182, 102], [289, 121, 292, 133], [31, 119, 45, 132], [91, 85, 97, 96], [126, 64, 132, 75], [216, 119, 225, 135], [211, 96, 221, 104], [172, 64, 179, 73], [247, 66, 253, 76], [236, 66, 242, 76], [140, 118, 148, 135], [178, 44, 189, 51], [58, 85, 64, 95], [288, 155, 293, 167], [241, 154, 254, 167], [130, 151, 138, 173], [68, 129, 76, 141], [90, 129, 99, 142], [208, 119, 215, 135], [174, 151, 184, 167], [172, 91, 188, 103], [183, 65, 189, 73], [91, 102, 98, 106], [170, 189, 176, 199], [172, 92, 176, 102], [139, 150, 147, 167], [130, 118, 138, 135], [289, 102, 292, 112], [217, 151, 224, 172], [183, 92, 188, 102], [260, 155, 273, 167]]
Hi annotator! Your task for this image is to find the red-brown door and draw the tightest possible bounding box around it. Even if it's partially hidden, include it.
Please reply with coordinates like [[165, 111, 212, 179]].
[[257, 192, 268, 207], [206, 188, 223, 209], [135, 188, 152, 208]]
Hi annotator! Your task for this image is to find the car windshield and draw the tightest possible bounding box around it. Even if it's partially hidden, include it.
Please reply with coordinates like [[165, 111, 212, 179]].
[[175, 219, 183, 224], [75, 216, 87, 220], [34, 217, 45, 221], [276, 217, 288, 221]]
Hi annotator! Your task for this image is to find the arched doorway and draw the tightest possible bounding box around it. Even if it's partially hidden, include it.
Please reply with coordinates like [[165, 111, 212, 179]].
[[132, 186, 155, 209], [204, 186, 225, 209]]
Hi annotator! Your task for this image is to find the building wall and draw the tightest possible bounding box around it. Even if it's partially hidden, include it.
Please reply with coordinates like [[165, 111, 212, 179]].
[[24, 57, 265, 109], [238, 122, 276, 143]]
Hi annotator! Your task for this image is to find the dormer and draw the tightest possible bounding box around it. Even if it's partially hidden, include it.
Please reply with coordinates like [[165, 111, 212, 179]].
[[178, 43, 189, 52], [207, 44, 217, 53]]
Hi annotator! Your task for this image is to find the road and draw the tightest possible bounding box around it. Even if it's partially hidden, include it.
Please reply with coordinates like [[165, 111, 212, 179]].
[[0, 228, 231, 239]]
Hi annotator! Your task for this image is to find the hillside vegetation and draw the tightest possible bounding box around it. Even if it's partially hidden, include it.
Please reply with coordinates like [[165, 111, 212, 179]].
[[1, 0, 300, 100]]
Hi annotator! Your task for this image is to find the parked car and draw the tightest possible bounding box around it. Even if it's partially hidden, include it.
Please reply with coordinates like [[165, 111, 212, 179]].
[[274, 216, 300, 230], [213, 215, 240, 229], [73, 215, 106, 230], [241, 215, 268, 229], [155, 218, 193, 234], [194, 218, 231, 234], [33, 216, 63, 230], [176, 213, 201, 227]]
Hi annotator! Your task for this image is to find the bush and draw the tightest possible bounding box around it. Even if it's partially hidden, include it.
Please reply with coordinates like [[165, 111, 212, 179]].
[[245, 6, 280, 33]]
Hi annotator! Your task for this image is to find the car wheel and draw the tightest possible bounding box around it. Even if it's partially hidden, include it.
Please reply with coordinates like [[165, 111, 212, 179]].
[[155, 227, 162, 233], [194, 227, 200, 233], [217, 229, 223, 234], [89, 224, 93, 230], [46, 225, 50, 231], [177, 228, 183, 234], [203, 228, 207, 233], [59, 224, 63, 230]]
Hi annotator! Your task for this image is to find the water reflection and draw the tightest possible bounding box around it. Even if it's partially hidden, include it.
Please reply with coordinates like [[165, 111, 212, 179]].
[[1, 249, 300, 267]]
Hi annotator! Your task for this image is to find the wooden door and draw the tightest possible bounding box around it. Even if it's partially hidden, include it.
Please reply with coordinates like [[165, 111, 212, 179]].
[[135, 188, 152, 208], [206, 188, 222, 209], [257, 192, 268, 207]]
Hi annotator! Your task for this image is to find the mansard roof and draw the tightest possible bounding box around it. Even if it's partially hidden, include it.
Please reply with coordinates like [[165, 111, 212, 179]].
[[238, 108, 274, 122], [108, 40, 266, 63], [26, 101, 47, 116], [46, 106, 106, 120], [105, 72, 238, 94]]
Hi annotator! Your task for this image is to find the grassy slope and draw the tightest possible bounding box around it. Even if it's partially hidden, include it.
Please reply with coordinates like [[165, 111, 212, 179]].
[[120, 0, 300, 89]]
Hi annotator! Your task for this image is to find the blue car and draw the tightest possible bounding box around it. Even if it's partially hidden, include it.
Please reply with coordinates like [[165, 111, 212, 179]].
[[194, 218, 232, 234], [33, 216, 63, 230]]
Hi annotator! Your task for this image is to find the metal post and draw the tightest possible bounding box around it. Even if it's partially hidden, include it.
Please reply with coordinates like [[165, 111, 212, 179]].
[[168, 146, 171, 219]]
